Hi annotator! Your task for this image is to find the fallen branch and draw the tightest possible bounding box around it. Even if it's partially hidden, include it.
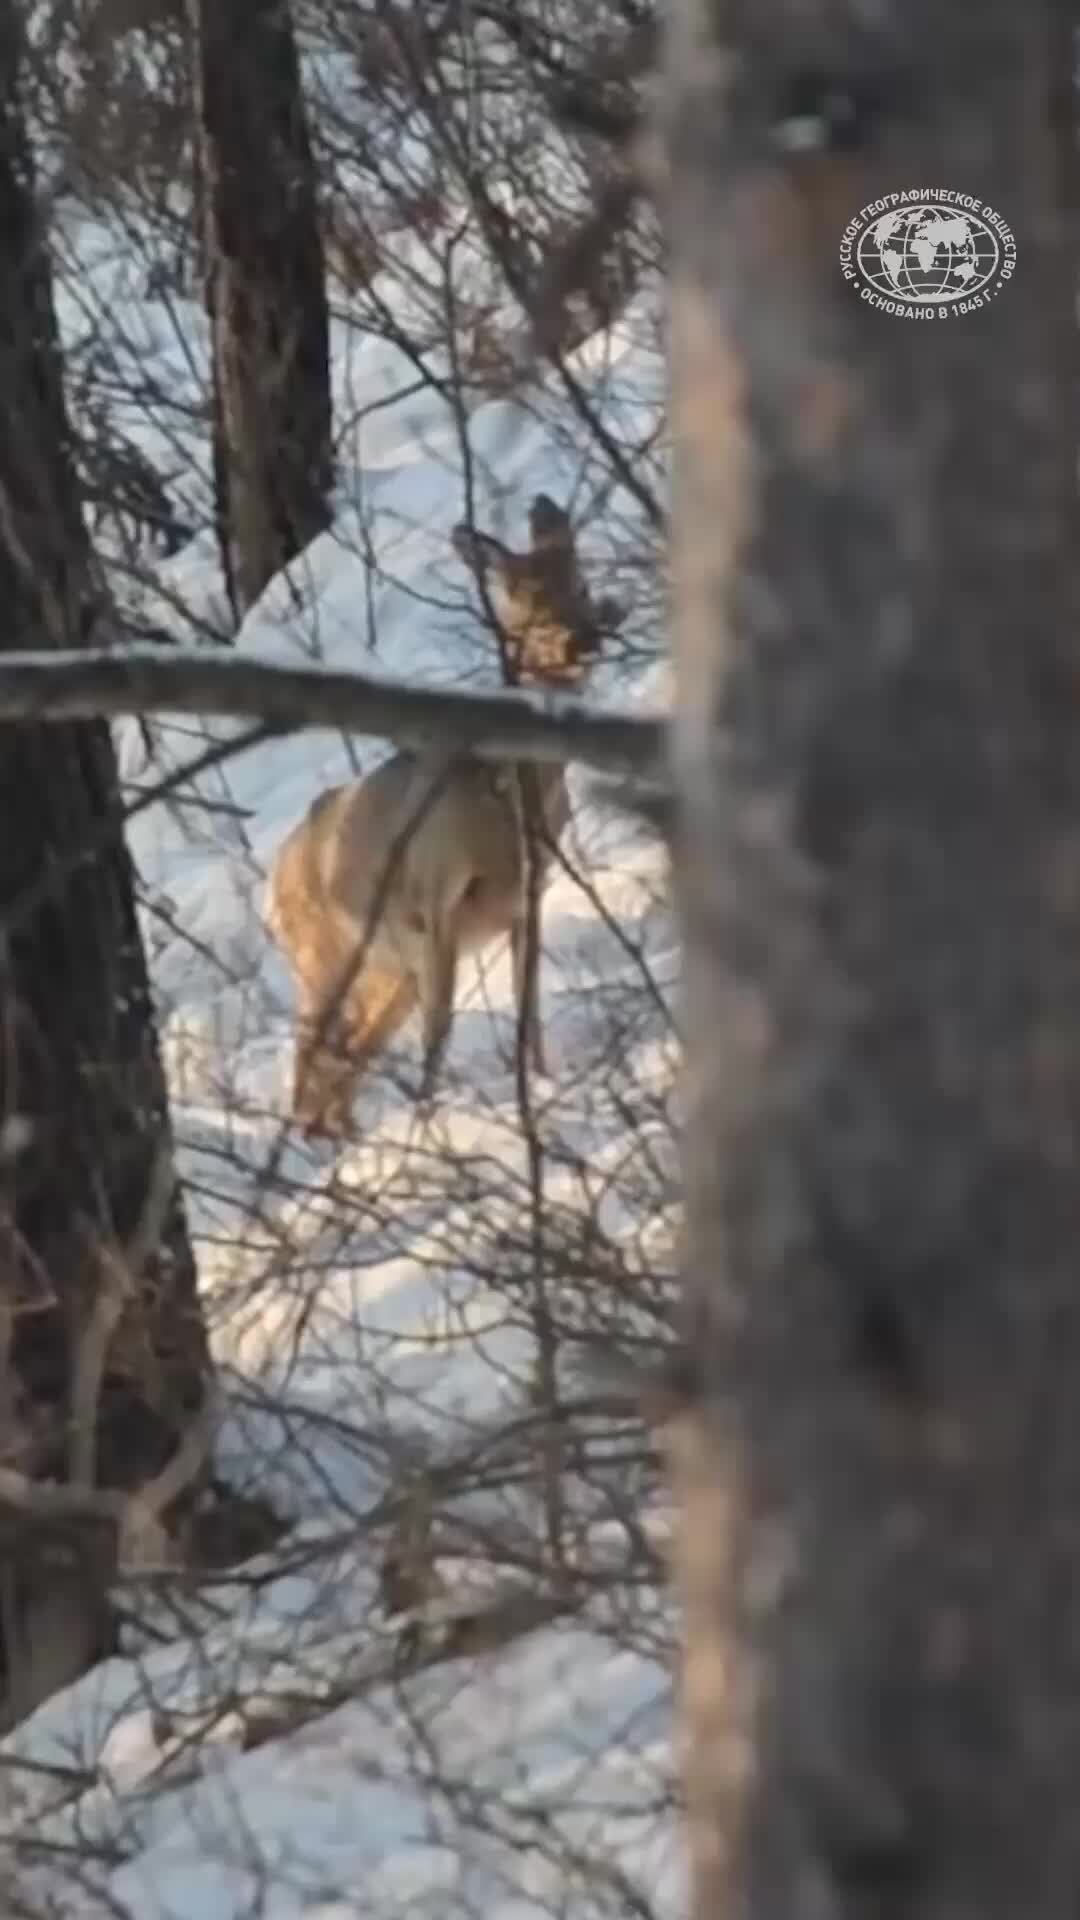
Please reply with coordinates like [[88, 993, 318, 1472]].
[[0, 649, 666, 781]]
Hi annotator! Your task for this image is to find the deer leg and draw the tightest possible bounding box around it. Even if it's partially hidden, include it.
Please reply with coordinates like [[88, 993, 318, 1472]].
[[289, 946, 373, 1139], [510, 911, 546, 1078], [342, 972, 418, 1090], [294, 1045, 351, 1139], [292, 996, 356, 1139], [417, 919, 459, 1102], [293, 973, 418, 1139]]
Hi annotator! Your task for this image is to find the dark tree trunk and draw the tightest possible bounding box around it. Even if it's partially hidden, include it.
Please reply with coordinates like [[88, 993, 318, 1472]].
[[189, 0, 332, 614], [668, 1, 1080, 1915], [0, 1, 209, 1728]]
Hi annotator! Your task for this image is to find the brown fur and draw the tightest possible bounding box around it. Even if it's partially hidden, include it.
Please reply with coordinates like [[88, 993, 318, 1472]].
[[267, 495, 614, 1137], [267, 755, 568, 1134], [451, 492, 621, 685]]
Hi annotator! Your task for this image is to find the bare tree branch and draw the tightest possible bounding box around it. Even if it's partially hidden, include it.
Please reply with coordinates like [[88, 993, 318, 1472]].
[[0, 648, 665, 779]]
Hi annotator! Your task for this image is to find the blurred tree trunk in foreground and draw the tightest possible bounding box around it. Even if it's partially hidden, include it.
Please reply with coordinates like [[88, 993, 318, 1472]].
[[189, 0, 332, 614], [0, 0, 209, 1730], [667, 1, 1080, 1913]]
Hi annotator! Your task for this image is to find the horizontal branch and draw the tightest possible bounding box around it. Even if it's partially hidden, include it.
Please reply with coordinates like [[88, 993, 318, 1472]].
[[0, 649, 666, 781]]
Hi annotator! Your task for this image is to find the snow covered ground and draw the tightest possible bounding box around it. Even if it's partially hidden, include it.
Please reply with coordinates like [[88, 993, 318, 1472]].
[[0, 202, 679, 1919]]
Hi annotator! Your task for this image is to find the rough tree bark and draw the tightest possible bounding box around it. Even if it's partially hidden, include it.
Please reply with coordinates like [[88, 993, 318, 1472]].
[[0, 1, 209, 1729], [668, 2, 1080, 1915], [189, 0, 332, 615]]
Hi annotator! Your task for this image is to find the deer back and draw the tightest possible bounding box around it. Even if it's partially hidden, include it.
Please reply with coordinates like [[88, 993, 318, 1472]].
[[270, 755, 569, 986]]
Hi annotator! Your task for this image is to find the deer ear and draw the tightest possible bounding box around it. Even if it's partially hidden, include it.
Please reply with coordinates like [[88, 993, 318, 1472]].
[[529, 494, 572, 546], [452, 523, 509, 577], [451, 523, 479, 565]]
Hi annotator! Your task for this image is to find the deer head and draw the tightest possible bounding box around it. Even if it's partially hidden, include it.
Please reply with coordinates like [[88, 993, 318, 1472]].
[[451, 492, 622, 687]]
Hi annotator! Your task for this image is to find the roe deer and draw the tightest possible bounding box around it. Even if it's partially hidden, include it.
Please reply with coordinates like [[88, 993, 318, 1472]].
[[267, 495, 618, 1137], [450, 490, 621, 687]]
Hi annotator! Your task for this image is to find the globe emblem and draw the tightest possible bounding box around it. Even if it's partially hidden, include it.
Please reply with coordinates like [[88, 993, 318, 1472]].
[[856, 206, 1000, 304]]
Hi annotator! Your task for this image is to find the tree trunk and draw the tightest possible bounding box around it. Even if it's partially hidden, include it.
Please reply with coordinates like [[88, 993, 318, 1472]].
[[0, 0, 209, 1728], [668, 2, 1080, 1914], [189, 0, 332, 614]]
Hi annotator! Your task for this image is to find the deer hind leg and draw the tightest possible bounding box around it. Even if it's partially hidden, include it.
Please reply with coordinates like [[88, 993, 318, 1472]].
[[510, 909, 547, 1079], [340, 969, 418, 1094], [291, 960, 415, 1140], [291, 987, 356, 1139], [417, 917, 459, 1102]]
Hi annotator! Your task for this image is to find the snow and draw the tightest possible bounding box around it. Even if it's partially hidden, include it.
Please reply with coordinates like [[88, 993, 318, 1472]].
[[1, 176, 678, 1917], [5, 1616, 680, 1920]]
